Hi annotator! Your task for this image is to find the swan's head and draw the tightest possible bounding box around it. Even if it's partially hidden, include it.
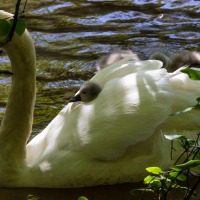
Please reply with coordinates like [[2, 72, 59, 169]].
[[69, 81, 102, 102]]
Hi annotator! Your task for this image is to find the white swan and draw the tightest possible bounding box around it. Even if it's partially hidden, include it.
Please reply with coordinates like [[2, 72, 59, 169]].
[[0, 10, 200, 188]]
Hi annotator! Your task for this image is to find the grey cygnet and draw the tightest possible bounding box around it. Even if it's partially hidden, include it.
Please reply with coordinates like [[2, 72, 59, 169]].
[[69, 81, 102, 103], [150, 51, 200, 72], [96, 49, 139, 71]]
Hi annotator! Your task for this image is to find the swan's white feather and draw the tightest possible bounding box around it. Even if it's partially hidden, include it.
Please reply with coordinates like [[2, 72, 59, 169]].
[[26, 59, 200, 187]]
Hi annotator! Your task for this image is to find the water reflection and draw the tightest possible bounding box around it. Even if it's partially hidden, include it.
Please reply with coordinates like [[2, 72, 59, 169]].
[[0, 0, 200, 199]]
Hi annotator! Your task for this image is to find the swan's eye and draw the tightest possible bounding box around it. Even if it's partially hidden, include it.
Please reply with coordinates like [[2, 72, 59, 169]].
[[82, 91, 87, 94]]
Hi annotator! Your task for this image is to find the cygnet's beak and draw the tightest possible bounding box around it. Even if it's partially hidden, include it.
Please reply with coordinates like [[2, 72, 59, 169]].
[[69, 94, 81, 102]]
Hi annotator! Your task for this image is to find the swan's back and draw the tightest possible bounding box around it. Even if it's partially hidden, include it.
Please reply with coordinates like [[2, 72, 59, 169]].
[[25, 58, 200, 187]]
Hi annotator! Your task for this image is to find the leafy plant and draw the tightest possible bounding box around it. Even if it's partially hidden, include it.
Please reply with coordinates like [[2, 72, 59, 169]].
[[131, 65, 200, 199], [77, 196, 89, 200], [181, 68, 200, 81], [131, 133, 200, 200], [0, 18, 26, 36]]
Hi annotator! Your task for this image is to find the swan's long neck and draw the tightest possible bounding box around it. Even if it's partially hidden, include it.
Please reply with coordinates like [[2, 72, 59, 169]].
[[0, 30, 36, 168]]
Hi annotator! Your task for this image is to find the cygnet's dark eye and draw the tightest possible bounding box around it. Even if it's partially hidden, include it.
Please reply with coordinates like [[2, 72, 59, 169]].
[[82, 91, 87, 94]]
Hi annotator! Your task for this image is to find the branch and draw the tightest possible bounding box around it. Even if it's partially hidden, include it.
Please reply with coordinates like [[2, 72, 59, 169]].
[[0, 0, 22, 47]]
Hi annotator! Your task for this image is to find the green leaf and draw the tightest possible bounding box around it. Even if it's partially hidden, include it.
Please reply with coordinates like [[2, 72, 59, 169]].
[[164, 134, 184, 141], [144, 175, 154, 184], [149, 179, 162, 189], [194, 152, 200, 160], [186, 139, 196, 146], [171, 160, 200, 171], [164, 178, 172, 188], [169, 172, 186, 181], [144, 175, 162, 189], [165, 135, 194, 148], [181, 68, 200, 80], [169, 107, 194, 116], [15, 18, 26, 36], [77, 196, 88, 200], [146, 167, 163, 175], [10, 18, 26, 36], [0, 19, 11, 36], [197, 97, 200, 102]]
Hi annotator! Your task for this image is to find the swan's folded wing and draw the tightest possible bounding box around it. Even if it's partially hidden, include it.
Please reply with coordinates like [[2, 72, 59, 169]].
[[27, 62, 172, 162], [65, 68, 173, 160]]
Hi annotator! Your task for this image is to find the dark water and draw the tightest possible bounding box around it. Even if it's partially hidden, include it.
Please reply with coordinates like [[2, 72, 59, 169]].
[[0, 0, 200, 199]]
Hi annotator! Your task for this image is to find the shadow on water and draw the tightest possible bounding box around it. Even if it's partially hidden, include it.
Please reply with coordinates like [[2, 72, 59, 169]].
[[1, 0, 200, 199], [0, 183, 140, 200], [1, 180, 200, 200]]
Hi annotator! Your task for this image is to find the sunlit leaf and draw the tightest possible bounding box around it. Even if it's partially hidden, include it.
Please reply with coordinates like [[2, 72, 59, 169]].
[[171, 160, 200, 171], [149, 179, 162, 189], [144, 175, 154, 184], [27, 194, 40, 200], [164, 134, 184, 141], [186, 139, 196, 146], [169, 107, 193, 116], [169, 172, 186, 181], [165, 135, 194, 148], [165, 134, 192, 148], [146, 167, 163, 175], [181, 68, 200, 80], [0, 19, 11, 36], [77, 196, 88, 200], [144, 175, 162, 189]]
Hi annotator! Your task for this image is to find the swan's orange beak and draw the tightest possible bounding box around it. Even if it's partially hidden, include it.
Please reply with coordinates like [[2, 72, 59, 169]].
[[69, 94, 81, 102]]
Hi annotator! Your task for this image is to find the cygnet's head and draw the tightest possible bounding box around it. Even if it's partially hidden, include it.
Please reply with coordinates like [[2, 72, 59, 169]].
[[150, 51, 200, 72], [171, 51, 200, 70], [69, 81, 102, 103], [96, 49, 139, 71], [149, 52, 172, 69]]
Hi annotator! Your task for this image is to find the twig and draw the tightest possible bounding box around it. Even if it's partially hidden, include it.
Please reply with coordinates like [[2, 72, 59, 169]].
[[184, 177, 200, 200], [7, 0, 22, 43], [0, 0, 22, 47], [19, 0, 27, 18], [0, 70, 13, 75]]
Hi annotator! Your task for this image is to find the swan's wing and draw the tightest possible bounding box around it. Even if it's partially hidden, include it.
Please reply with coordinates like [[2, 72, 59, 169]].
[[91, 59, 163, 86], [160, 67, 200, 131], [27, 60, 200, 164], [26, 61, 200, 187], [65, 68, 173, 160], [27, 64, 172, 162]]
